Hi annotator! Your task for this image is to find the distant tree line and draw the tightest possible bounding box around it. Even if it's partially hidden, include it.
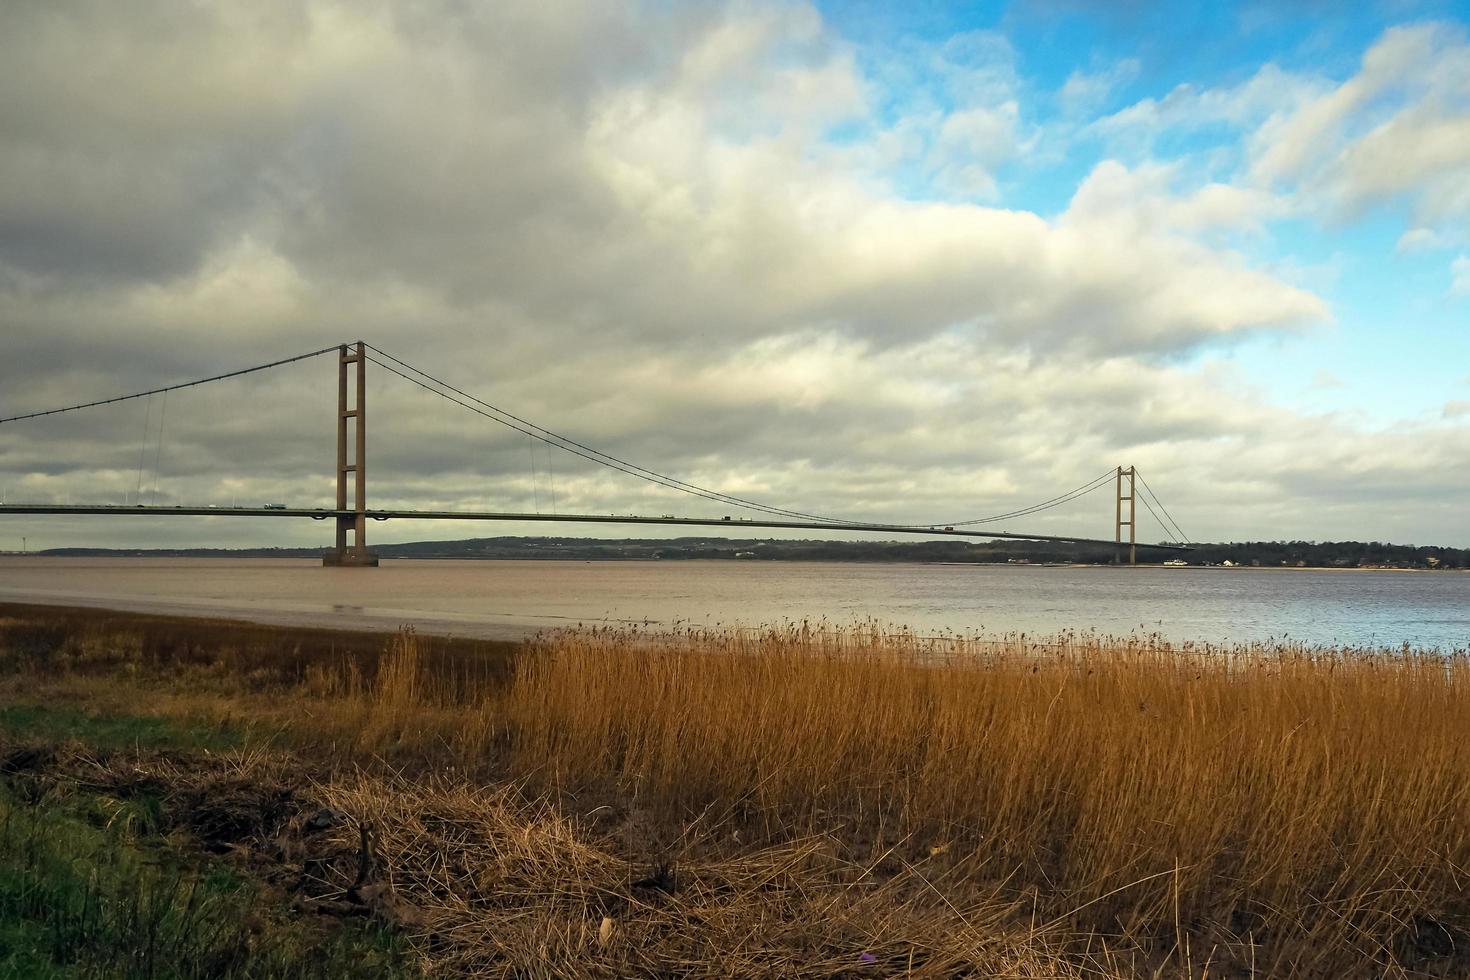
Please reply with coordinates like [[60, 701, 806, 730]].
[[33, 536, 1468, 567], [1165, 540, 1467, 569]]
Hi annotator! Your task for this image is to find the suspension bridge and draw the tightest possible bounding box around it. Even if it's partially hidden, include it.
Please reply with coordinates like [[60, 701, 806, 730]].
[[0, 343, 1190, 566]]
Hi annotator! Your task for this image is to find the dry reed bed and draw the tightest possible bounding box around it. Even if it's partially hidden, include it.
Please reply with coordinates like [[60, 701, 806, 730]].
[[6, 608, 1470, 975], [0, 601, 517, 695], [317, 774, 1091, 978], [2, 742, 1091, 978], [504, 624, 1470, 975]]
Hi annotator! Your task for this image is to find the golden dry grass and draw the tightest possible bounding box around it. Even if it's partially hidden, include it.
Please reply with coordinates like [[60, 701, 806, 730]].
[[505, 624, 1470, 976], [4, 605, 1470, 976], [316, 772, 1093, 978], [4, 739, 1093, 978]]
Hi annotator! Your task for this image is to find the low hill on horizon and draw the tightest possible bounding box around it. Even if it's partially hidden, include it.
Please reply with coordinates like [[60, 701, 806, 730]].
[[19, 535, 1469, 568]]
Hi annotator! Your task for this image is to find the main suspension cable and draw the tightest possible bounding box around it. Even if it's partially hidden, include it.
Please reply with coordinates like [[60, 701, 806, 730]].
[[1135, 489, 1171, 542], [368, 343, 1120, 532], [907, 468, 1117, 528], [1136, 470, 1189, 543], [366, 353, 858, 523], [0, 345, 342, 424], [366, 347, 864, 525]]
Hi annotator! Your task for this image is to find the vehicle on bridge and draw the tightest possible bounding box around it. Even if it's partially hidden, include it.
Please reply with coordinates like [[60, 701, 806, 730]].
[[263, 503, 288, 510]]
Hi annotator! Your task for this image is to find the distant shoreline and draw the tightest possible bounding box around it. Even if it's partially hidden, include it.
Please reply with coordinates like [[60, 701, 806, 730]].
[[1, 553, 1464, 572]]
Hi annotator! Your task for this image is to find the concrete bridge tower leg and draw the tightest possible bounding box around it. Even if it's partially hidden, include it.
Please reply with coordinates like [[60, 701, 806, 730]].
[[1114, 465, 1136, 566], [324, 342, 378, 566]]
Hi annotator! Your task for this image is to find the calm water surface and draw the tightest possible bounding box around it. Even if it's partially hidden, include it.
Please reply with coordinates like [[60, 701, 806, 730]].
[[0, 557, 1466, 649]]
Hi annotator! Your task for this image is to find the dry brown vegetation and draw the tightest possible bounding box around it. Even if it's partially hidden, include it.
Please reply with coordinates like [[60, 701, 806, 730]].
[[3, 604, 1470, 977]]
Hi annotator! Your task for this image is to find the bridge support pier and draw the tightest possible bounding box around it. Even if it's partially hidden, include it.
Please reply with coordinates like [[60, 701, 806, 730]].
[[324, 342, 378, 567], [1114, 465, 1136, 566]]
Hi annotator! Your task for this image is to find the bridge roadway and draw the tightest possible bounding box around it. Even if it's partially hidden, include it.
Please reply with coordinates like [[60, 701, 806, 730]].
[[0, 504, 1188, 551]]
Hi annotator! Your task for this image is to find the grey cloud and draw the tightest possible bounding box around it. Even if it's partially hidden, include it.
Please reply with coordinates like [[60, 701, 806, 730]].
[[2, 1, 1324, 360]]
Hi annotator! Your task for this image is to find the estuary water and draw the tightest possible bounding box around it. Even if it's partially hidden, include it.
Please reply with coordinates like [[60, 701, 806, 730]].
[[0, 557, 1466, 650]]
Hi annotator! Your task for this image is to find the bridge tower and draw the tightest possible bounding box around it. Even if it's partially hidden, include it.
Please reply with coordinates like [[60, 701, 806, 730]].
[[1114, 465, 1136, 566], [323, 342, 378, 566]]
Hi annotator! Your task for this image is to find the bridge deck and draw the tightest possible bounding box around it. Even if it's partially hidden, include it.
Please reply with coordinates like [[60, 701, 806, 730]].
[[0, 505, 1188, 551]]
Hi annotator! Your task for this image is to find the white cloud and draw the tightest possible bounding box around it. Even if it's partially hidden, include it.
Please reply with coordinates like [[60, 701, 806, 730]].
[[929, 103, 1022, 198], [931, 30, 1021, 107], [1397, 227, 1447, 252], [1092, 63, 1323, 151], [1250, 23, 1470, 231], [1452, 255, 1470, 296], [1093, 22, 1470, 246], [1058, 59, 1140, 118], [1064, 160, 1287, 237], [1310, 370, 1346, 390], [845, 29, 1033, 200]]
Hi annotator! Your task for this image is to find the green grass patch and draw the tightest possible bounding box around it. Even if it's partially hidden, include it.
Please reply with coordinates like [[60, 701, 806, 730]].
[[0, 705, 239, 754], [0, 783, 415, 979]]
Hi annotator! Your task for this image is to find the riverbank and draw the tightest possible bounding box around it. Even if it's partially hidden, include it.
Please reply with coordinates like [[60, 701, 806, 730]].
[[2, 605, 1468, 977]]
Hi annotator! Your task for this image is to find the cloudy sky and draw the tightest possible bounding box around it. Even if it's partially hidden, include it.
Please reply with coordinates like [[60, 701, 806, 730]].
[[2, 0, 1469, 551]]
